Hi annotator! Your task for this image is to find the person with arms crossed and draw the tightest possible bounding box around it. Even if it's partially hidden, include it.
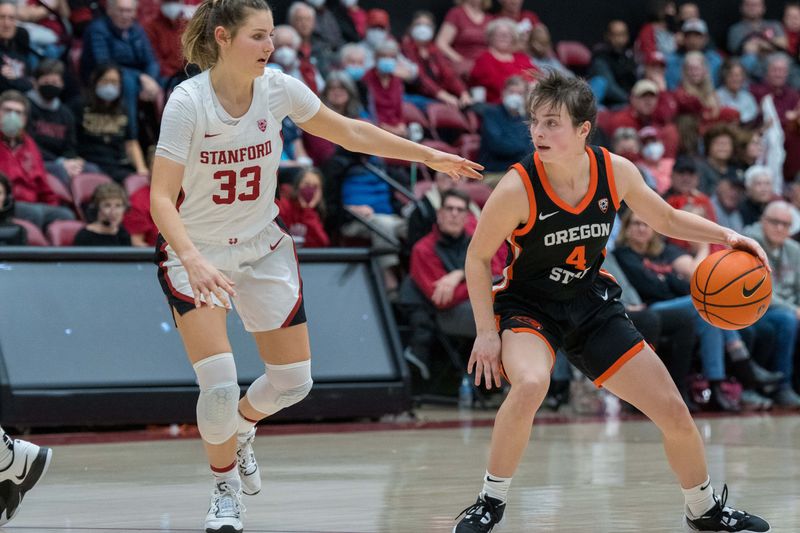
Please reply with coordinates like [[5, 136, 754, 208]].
[[453, 71, 770, 533], [150, 1, 483, 532]]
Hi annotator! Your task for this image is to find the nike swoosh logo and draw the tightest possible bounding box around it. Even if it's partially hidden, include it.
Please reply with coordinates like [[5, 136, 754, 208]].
[[15, 455, 28, 481], [742, 276, 766, 298], [486, 476, 504, 483], [600, 289, 608, 301], [204, 133, 222, 138], [700, 481, 711, 491], [269, 235, 285, 251], [538, 211, 559, 221]]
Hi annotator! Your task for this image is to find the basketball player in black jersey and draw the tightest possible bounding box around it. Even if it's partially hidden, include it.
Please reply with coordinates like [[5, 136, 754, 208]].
[[453, 72, 771, 533]]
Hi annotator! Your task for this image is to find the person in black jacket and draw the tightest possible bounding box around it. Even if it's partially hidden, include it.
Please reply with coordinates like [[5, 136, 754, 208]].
[[0, 1, 32, 95], [589, 20, 638, 107], [73, 182, 131, 246], [0, 173, 25, 244]]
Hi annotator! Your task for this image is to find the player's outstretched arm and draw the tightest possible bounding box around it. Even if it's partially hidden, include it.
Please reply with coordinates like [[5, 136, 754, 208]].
[[296, 104, 484, 180], [612, 153, 770, 269], [466, 169, 530, 389]]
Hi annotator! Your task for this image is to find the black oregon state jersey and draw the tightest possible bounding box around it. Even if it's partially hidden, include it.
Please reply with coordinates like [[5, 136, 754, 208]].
[[493, 145, 620, 302]]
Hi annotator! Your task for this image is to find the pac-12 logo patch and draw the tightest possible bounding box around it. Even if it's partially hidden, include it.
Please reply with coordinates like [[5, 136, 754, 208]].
[[257, 119, 267, 132], [598, 198, 609, 213], [511, 316, 543, 330]]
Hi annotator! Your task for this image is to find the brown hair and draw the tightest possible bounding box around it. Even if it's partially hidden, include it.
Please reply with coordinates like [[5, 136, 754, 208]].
[[92, 182, 129, 209], [0, 90, 29, 114], [183, 0, 272, 70], [616, 209, 665, 257], [527, 70, 596, 139], [703, 123, 739, 159]]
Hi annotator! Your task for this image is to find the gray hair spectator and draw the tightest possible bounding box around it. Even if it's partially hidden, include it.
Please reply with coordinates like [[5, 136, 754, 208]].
[[740, 165, 776, 226], [272, 24, 325, 92]]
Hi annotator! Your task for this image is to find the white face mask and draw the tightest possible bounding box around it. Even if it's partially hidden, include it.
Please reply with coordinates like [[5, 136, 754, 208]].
[[642, 141, 665, 161], [340, 0, 357, 6], [160, 2, 183, 21], [502, 93, 525, 114], [272, 46, 298, 68], [411, 24, 434, 43], [366, 28, 387, 48]]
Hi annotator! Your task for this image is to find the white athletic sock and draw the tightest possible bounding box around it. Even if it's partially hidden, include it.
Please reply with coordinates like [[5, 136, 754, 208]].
[[0, 429, 13, 470], [237, 412, 257, 435], [682, 476, 715, 518], [482, 470, 512, 504], [211, 461, 241, 492]]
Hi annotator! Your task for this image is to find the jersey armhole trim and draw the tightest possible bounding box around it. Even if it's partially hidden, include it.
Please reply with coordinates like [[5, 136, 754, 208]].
[[511, 162, 536, 236], [602, 147, 621, 210]]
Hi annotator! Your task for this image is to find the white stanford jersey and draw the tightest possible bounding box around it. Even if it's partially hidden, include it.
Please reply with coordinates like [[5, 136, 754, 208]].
[[156, 69, 320, 245]]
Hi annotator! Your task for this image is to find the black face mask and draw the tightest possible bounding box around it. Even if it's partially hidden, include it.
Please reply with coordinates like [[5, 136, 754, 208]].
[[39, 84, 62, 101]]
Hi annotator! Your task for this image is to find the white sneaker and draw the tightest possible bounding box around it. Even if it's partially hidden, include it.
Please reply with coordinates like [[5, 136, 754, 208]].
[[236, 428, 261, 496], [0, 437, 53, 525], [205, 481, 244, 533]]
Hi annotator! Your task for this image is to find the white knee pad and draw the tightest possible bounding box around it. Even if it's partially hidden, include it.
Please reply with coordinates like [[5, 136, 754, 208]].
[[193, 353, 239, 445], [246, 360, 313, 416]]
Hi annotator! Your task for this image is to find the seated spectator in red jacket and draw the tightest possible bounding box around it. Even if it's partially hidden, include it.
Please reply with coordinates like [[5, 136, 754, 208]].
[[496, 0, 540, 41], [74, 182, 131, 246], [673, 51, 739, 134], [663, 156, 719, 252], [401, 10, 472, 109], [363, 40, 407, 137], [469, 18, 535, 104], [122, 184, 156, 246], [641, 51, 678, 124], [0, 173, 25, 244], [271, 25, 325, 94], [604, 79, 680, 158], [143, 0, 191, 86], [436, 0, 493, 77], [277, 167, 330, 248], [634, 1, 677, 60], [0, 90, 74, 230]]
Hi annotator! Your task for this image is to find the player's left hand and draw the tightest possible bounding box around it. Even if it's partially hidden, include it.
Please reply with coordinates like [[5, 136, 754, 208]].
[[424, 151, 484, 181], [727, 232, 771, 272]]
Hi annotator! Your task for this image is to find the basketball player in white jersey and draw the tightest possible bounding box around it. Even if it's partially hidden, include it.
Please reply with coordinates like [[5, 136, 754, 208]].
[[0, 426, 51, 525], [150, 1, 483, 531]]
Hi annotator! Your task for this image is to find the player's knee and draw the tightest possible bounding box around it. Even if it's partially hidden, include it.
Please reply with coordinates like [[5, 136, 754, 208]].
[[509, 374, 549, 410], [193, 353, 240, 445], [247, 360, 313, 415], [657, 393, 695, 435]]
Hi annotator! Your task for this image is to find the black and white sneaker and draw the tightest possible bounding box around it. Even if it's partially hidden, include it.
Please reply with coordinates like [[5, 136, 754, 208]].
[[453, 494, 505, 533], [205, 481, 244, 533], [685, 485, 770, 532], [236, 428, 260, 496], [0, 436, 52, 525]]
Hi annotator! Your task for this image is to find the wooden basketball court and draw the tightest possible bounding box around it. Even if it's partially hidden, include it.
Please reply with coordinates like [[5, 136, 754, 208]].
[[10, 408, 800, 532]]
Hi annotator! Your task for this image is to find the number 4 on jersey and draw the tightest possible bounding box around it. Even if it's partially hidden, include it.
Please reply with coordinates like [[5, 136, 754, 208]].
[[566, 245, 587, 271]]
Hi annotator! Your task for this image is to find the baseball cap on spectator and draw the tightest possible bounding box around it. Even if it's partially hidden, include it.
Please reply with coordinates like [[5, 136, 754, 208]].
[[673, 155, 697, 173], [638, 126, 660, 141], [367, 9, 390, 29], [644, 51, 666, 67], [681, 18, 708, 35], [632, 79, 659, 97]]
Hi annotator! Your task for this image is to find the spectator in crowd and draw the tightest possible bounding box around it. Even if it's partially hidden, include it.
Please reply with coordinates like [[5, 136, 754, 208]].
[[307, 0, 345, 58], [26, 59, 101, 186], [478, 75, 532, 178], [711, 175, 746, 233], [716, 58, 760, 126], [614, 210, 778, 411], [0, 173, 25, 244], [16, 0, 69, 58], [272, 25, 325, 93], [641, 51, 678, 121], [740, 164, 778, 226], [589, 19, 638, 107], [122, 181, 156, 247], [0, 0, 32, 95], [611, 127, 642, 163], [74, 182, 130, 246], [604, 79, 679, 157], [696, 123, 743, 195], [329, 0, 366, 43], [80, 0, 161, 141], [75, 64, 149, 182], [676, 2, 700, 26], [143, 0, 191, 88], [277, 167, 330, 248], [339, 42, 368, 83], [469, 18, 534, 105], [406, 170, 481, 250], [634, 0, 678, 60], [526, 23, 572, 77], [0, 90, 73, 230], [665, 18, 723, 90], [783, 1, 800, 58], [436, 0, 493, 77], [288, 1, 325, 93], [744, 200, 800, 407], [727, 0, 786, 55], [495, 0, 540, 42], [663, 156, 718, 251], [363, 40, 407, 137], [736, 128, 766, 169], [674, 52, 740, 133], [359, 9, 418, 83], [401, 11, 472, 109], [637, 126, 672, 193]]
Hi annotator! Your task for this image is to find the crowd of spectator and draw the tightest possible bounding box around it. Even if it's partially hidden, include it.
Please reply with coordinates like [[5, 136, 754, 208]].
[[0, 0, 798, 413]]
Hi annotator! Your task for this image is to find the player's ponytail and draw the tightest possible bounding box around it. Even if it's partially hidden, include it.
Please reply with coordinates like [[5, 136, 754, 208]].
[[182, 0, 272, 71]]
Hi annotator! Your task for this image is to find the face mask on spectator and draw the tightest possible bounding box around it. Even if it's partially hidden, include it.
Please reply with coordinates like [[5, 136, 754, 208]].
[[38, 83, 62, 101], [502, 93, 525, 114], [366, 28, 387, 48], [299, 185, 318, 204], [411, 24, 434, 43], [307, 0, 325, 8], [641, 141, 665, 161], [96, 83, 120, 102], [344, 65, 365, 81], [272, 46, 297, 68], [377, 57, 396, 75], [1, 111, 23, 138], [340, 0, 357, 7], [161, 2, 183, 21]]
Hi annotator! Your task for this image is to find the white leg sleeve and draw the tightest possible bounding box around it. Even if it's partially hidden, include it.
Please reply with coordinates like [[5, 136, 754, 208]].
[[246, 360, 313, 417], [193, 353, 239, 445]]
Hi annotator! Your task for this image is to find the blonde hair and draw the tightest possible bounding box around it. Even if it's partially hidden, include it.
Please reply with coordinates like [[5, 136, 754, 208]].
[[616, 209, 665, 257], [182, 0, 272, 70], [681, 51, 717, 109]]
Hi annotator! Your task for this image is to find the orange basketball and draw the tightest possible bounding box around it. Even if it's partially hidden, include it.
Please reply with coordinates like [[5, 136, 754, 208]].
[[690, 249, 771, 330]]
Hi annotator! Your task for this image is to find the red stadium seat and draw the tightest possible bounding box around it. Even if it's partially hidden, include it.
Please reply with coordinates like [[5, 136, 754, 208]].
[[123, 174, 150, 197], [47, 220, 86, 246], [402, 101, 429, 130], [426, 103, 475, 142], [11, 218, 48, 246], [421, 139, 459, 154], [556, 41, 592, 70], [461, 181, 493, 209], [70, 172, 113, 220], [46, 173, 73, 205], [456, 133, 481, 162]]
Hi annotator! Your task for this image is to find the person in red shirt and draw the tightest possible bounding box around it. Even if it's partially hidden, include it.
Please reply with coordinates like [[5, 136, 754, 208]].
[[363, 40, 407, 137], [276, 167, 329, 248], [496, 0, 540, 41], [436, 0, 493, 77], [662, 156, 722, 253], [144, 0, 195, 85], [0, 90, 73, 230], [469, 18, 535, 104], [122, 184, 157, 246]]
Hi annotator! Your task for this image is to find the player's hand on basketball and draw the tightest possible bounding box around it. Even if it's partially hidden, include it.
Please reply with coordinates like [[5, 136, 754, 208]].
[[183, 252, 237, 309], [424, 151, 484, 181], [468, 331, 503, 390], [726, 232, 771, 272]]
